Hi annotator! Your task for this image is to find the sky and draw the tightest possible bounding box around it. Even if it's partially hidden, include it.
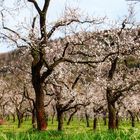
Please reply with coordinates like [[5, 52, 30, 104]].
[[47, 0, 140, 22], [0, 0, 140, 53]]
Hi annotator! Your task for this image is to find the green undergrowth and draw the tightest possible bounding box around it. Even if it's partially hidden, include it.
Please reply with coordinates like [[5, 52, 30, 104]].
[[0, 119, 139, 140], [0, 129, 140, 140]]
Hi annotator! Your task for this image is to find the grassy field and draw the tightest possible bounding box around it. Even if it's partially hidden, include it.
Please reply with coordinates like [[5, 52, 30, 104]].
[[0, 118, 139, 140]]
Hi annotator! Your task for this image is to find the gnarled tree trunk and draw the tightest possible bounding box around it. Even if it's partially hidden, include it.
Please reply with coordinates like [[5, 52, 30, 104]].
[[34, 84, 46, 130], [32, 64, 47, 130], [29, 0, 51, 131]]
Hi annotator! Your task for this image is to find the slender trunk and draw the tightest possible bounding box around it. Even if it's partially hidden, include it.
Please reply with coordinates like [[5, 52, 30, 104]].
[[132, 116, 135, 127], [136, 113, 139, 122], [16, 109, 23, 128], [51, 106, 55, 124], [57, 110, 63, 131], [128, 110, 135, 127], [85, 111, 90, 127], [103, 111, 107, 126], [67, 109, 77, 125], [45, 113, 49, 126], [17, 118, 21, 128], [12, 113, 15, 122], [93, 115, 97, 131], [116, 111, 119, 129], [85, 112, 89, 127]]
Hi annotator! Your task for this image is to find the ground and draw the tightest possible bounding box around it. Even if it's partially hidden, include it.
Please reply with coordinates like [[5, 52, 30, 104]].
[[0, 118, 139, 140]]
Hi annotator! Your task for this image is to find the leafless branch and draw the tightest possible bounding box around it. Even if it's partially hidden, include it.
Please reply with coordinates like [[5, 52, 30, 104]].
[[28, 0, 41, 14]]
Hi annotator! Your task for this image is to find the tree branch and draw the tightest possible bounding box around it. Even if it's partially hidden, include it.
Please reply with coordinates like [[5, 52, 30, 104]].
[[28, 0, 41, 14], [108, 57, 118, 80], [71, 73, 81, 89], [40, 52, 117, 83], [47, 18, 102, 38], [112, 81, 139, 102], [42, 0, 51, 14]]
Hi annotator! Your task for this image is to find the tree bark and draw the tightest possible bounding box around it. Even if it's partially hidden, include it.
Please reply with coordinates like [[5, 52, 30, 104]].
[[51, 106, 56, 124], [35, 84, 47, 130], [93, 115, 97, 131], [16, 109, 23, 128], [29, 0, 51, 131], [116, 111, 119, 129], [106, 87, 117, 130], [85, 111, 90, 127], [136, 112, 139, 122], [108, 102, 117, 129], [103, 111, 107, 126], [67, 109, 77, 125], [31, 51, 47, 131], [128, 110, 135, 127], [57, 110, 63, 131]]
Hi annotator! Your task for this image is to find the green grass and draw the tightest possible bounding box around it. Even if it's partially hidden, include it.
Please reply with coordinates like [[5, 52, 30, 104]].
[[0, 118, 139, 140], [0, 129, 140, 140]]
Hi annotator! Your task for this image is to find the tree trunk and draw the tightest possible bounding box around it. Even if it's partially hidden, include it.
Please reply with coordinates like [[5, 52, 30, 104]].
[[32, 60, 47, 131], [57, 110, 63, 131], [116, 111, 119, 129], [29, 0, 51, 131], [85, 111, 90, 127], [136, 113, 139, 122], [35, 86, 47, 130], [16, 109, 23, 128], [51, 106, 55, 124], [17, 118, 21, 128], [103, 111, 107, 126], [106, 87, 117, 130], [128, 110, 135, 127], [67, 109, 77, 125], [108, 102, 117, 129], [12, 113, 15, 122], [93, 115, 97, 131]]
